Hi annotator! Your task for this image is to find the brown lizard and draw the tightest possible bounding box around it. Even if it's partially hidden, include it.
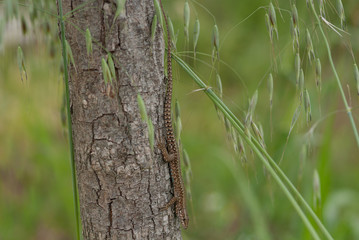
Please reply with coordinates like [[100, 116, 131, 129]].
[[157, 0, 189, 229]]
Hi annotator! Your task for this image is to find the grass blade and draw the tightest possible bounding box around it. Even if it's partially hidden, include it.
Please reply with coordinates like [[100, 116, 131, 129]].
[[173, 53, 334, 240], [58, 2, 82, 239]]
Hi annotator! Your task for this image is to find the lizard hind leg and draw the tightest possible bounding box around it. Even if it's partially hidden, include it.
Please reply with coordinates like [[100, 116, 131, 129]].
[[159, 196, 178, 211], [157, 137, 176, 162]]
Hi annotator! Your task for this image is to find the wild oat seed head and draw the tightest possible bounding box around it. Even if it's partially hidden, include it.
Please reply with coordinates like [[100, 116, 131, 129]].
[[267, 73, 273, 105], [85, 28, 93, 57], [107, 54, 116, 82], [215, 74, 223, 99], [337, 0, 346, 29], [184, 1, 190, 38], [306, 29, 315, 64], [299, 69, 305, 93], [291, 4, 298, 26], [212, 24, 220, 51], [268, 2, 277, 26], [137, 93, 148, 122], [193, 18, 200, 52], [65, 40, 76, 70], [168, 17, 176, 46], [175, 100, 181, 120]]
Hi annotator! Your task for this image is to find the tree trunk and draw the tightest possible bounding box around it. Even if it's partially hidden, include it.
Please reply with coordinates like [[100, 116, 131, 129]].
[[59, 0, 181, 239]]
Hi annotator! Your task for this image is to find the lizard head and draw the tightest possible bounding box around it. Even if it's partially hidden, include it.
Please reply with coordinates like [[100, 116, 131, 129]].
[[179, 209, 189, 229]]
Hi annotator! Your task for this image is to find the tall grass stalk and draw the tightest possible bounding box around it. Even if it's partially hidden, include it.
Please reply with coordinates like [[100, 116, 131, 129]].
[[224, 158, 272, 240], [173, 53, 333, 240], [310, 2, 359, 149], [58, 1, 82, 239]]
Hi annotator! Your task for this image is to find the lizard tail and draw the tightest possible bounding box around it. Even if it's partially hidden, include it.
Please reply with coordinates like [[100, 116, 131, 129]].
[[158, 0, 172, 86]]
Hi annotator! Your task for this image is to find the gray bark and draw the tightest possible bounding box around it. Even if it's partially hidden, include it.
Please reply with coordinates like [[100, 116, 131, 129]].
[[59, 0, 181, 239]]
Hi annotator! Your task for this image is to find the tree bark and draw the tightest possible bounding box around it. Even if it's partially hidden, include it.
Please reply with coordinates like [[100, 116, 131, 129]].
[[59, 0, 181, 239]]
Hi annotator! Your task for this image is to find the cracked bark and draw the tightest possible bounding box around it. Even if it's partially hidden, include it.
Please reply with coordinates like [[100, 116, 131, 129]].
[[58, 0, 182, 239]]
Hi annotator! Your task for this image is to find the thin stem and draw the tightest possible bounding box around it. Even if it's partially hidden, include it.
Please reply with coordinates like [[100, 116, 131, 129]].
[[310, 2, 359, 149], [58, 1, 82, 240]]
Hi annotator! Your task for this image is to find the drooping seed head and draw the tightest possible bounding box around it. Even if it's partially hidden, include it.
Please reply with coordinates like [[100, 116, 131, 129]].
[[107, 54, 116, 82], [299, 69, 305, 94], [212, 24, 220, 51], [184, 1, 190, 40], [291, 4, 298, 26], [337, 0, 346, 29], [193, 18, 200, 53], [304, 89, 312, 123], [306, 29, 315, 64], [216, 74, 223, 99]]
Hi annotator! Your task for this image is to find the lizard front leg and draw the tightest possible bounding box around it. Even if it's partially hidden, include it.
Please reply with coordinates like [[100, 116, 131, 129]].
[[159, 196, 178, 211]]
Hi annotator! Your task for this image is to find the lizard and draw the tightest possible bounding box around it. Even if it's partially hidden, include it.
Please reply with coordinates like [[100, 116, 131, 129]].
[[157, 0, 189, 229]]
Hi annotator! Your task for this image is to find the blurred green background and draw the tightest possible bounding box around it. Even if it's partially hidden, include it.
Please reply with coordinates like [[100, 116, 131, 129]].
[[1, 0, 359, 239]]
